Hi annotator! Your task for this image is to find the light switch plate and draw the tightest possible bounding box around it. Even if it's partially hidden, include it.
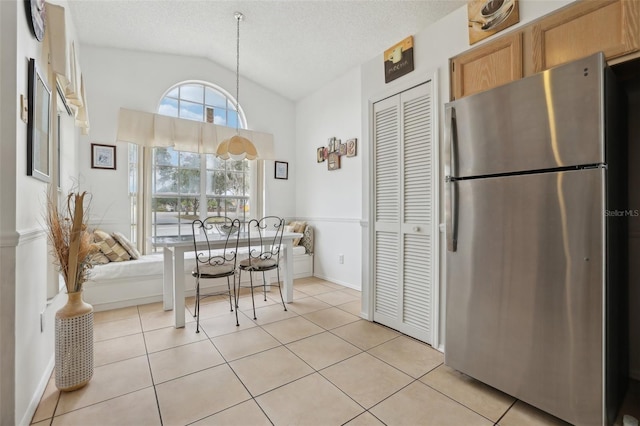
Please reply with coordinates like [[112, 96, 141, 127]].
[[20, 95, 28, 123]]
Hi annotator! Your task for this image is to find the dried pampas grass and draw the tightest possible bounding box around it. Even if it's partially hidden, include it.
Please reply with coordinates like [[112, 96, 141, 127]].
[[46, 191, 98, 293]]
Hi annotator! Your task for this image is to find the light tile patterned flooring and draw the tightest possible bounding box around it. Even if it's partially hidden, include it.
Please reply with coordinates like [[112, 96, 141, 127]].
[[31, 277, 635, 425]]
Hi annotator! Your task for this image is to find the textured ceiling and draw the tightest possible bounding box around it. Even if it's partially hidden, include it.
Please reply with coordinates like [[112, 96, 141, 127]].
[[67, 0, 466, 101]]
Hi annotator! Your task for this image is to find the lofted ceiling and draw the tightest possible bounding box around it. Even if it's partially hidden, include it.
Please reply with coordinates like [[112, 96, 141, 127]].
[[67, 0, 466, 101]]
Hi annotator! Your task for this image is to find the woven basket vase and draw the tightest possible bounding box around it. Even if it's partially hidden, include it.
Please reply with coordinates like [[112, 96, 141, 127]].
[[55, 291, 94, 391]]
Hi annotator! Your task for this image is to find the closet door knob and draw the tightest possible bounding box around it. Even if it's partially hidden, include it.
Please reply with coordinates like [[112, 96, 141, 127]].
[[413, 226, 420, 232]]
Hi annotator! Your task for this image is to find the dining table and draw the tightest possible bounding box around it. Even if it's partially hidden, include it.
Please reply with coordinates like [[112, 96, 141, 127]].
[[152, 231, 303, 328]]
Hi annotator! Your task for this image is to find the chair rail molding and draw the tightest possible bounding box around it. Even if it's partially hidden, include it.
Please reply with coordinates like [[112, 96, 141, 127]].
[[293, 217, 361, 224], [0, 228, 45, 247], [0, 231, 20, 248]]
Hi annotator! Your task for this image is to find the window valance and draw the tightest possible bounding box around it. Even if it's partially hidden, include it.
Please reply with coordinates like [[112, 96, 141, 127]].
[[116, 108, 275, 159]]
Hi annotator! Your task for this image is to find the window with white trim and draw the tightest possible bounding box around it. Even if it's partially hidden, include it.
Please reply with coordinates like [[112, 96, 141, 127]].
[[128, 81, 255, 246]]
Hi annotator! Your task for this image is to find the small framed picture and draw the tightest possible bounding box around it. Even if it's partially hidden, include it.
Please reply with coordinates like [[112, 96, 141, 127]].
[[317, 147, 326, 163], [275, 161, 288, 179], [328, 152, 340, 171], [27, 58, 51, 183], [91, 143, 117, 170], [346, 138, 357, 157], [328, 137, 335, 153], [338, 142, 347, 156]]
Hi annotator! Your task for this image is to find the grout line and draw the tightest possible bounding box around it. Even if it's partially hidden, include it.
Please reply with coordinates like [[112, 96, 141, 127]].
[[47, 390, 61, 426], [40, 280, 367, 426], [137, 305, 165, 426], [494, 399, 517, 425], [419, 371, 505, 424]]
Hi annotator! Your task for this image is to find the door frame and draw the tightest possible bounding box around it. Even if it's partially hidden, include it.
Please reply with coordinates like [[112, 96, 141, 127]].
[[366, 69, 441, 348]]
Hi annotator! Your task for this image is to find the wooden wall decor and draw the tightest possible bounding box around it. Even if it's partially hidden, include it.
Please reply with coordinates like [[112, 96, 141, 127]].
[[468, 0, 520, 45], [384, 36, 414, 83]]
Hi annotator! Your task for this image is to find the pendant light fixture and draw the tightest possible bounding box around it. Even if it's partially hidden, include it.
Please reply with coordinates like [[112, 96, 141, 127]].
[[216, 12, 258, 161]]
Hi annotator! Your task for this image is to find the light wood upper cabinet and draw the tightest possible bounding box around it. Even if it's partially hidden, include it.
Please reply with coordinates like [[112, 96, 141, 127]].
[[450, 0, 640, 100], [531, 0, 640, 73], [450, 32, 523, 100]]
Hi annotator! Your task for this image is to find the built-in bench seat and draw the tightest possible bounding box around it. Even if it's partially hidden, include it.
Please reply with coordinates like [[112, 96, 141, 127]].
[[85, 235, 313, 312]]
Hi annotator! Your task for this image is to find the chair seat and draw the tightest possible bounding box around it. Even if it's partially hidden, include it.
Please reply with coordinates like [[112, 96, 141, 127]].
[[192, 263, 235, 278], [239, 258, 278, 271]]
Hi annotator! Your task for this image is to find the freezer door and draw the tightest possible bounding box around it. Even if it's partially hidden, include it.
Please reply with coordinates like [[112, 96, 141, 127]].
[[445, 168, 605, 426], [446, 53, 606, 178]]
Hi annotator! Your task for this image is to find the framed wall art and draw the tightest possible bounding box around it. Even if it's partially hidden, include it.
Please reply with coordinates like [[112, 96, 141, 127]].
[[384, 36, 414, 83], [328, 152, 340, 171], [275, 161, 288, 179], [328, 137, 336, 153], [317, 147, 326, 163], [346, 138, 357, 157], [27, 58, 51, 182], [338, 141, 347, 156], [91, 143, 117, 170], [467, 0, 519, 45]]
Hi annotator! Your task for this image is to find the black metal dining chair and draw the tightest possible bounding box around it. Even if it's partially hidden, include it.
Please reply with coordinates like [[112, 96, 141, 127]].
[[191, 216, 241, 331], [236, 216, 287, 320]]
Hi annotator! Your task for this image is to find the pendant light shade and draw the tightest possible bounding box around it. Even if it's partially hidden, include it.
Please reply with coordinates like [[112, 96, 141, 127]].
[[216, 135, 258, 160], [215, 12, 258, 161]]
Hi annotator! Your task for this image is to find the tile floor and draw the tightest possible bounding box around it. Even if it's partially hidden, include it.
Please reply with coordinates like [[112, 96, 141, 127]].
[[32, 277, 637, 426]]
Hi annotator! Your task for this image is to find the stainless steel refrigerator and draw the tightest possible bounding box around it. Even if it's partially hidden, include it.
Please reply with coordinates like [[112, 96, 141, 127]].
[[444, 52, 627, 426]]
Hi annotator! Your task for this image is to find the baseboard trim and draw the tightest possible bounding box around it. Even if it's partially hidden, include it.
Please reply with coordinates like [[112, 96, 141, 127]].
[[312, 273, 360, 291], [21, 355, 54, 426], [92, 295, 164, 312]]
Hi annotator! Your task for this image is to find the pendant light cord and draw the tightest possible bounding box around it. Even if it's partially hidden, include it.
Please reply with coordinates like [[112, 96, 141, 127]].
[[235, 12, 241, 133]]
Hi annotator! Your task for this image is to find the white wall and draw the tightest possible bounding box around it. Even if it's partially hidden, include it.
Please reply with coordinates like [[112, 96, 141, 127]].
[[295, 68, 362, 289], [1, 0, 81, 424], [358, 1, 573, 341], [0, 2, 18, 424], [78, 46, 297, 234]]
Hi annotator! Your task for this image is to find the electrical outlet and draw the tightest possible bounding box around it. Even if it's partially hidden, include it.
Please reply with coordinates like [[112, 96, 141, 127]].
[[338, 254, 344, 264]]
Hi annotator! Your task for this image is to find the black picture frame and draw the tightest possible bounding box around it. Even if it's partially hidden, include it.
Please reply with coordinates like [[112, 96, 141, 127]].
[[274, 161, 288, 180], [27, 58, 51, 182], [91, 143, 117, 170]]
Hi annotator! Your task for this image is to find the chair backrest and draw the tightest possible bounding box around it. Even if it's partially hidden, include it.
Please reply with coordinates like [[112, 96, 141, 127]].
[[192, 216, 241, 273], [246, 216, 285, 263]]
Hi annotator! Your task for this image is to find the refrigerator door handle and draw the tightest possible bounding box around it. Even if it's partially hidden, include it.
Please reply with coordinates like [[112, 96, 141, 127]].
[[445, 178, 457, 252], [445, 106, 458, 252], [444, 106, 456, 179]]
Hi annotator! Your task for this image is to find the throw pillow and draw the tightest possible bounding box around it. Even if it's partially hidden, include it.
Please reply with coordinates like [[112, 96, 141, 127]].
[[88, 251, 110, 265], [93, 229, 131, 262], [287, 221, 307, 246], [300, 225, 314, 254], [112, 231, 141, 260]]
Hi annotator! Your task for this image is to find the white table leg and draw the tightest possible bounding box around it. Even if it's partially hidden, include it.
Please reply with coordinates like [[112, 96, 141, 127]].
[[163, 247, 174, 311], [283, 239, 294, 303], [173, 247, 185, 328]]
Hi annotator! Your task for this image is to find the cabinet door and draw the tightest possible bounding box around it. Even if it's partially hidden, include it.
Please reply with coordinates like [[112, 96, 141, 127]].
[[450, 32, 523, 100], [531, 0, 640, 73]]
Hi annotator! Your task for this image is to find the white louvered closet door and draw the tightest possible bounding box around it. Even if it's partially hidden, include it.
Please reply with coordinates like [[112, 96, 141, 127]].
[[373, 82, 434, 344]]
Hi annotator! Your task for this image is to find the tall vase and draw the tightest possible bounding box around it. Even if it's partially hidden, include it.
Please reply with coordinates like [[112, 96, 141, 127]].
[[55, 290, 94, 391]]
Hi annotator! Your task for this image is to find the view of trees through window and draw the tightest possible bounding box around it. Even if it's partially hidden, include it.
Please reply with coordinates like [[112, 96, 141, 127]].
[[150, 82, 250, 238]]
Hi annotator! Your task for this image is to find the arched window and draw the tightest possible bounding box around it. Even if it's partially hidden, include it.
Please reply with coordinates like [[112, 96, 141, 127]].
[[148, 81, 253, 239], [157, 82, 245, 128]]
